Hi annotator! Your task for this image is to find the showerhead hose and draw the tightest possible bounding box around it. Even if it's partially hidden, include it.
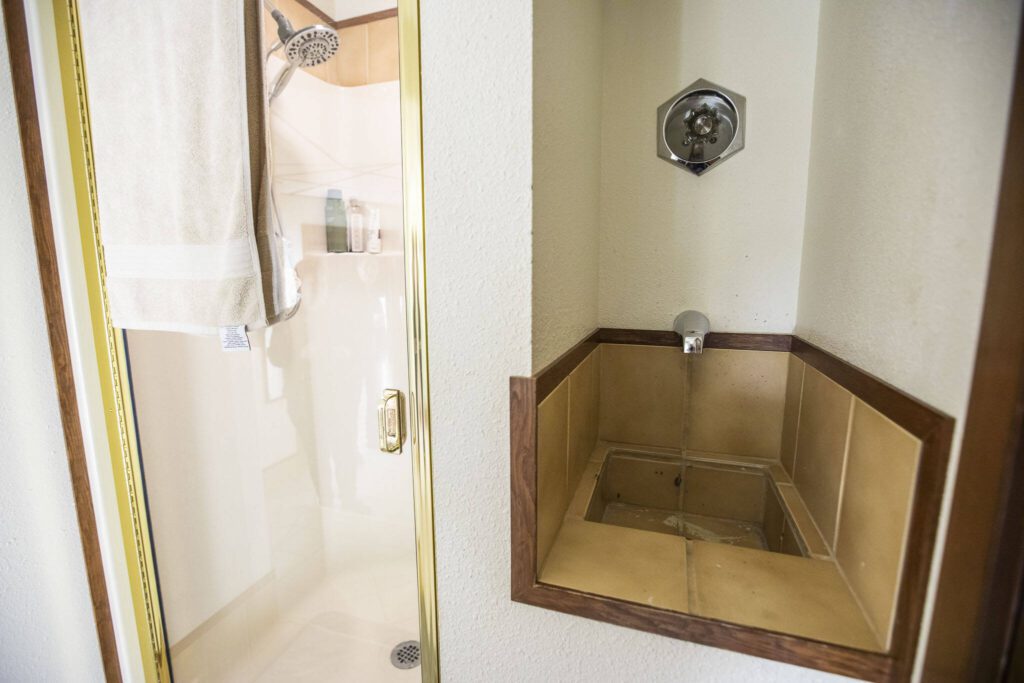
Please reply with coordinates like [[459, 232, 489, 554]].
[[263, 1, 340, 101]]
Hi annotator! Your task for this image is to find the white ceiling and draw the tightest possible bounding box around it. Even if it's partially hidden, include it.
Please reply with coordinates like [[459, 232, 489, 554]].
[[307, 0, 397, 22]]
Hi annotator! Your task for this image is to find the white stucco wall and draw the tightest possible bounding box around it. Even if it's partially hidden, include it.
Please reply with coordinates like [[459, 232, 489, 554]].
[[794, 1, 1022, 675], [0, 11, 105, 681], [532, 0, 603, 369], [796, 0, 1020, 417], [598, 0, 820, 333], [421, 1, 851, 680]]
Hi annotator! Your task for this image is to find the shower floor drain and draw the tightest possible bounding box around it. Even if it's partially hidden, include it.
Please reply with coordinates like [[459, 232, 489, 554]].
[[390, 640, 420, 669]]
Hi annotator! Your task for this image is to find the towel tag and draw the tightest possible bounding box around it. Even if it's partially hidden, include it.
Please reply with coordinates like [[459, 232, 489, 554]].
[[219, 325, 250, 352]]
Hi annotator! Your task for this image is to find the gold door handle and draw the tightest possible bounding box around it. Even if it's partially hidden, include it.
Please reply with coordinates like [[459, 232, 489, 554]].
[[378, 389, 405, 453]]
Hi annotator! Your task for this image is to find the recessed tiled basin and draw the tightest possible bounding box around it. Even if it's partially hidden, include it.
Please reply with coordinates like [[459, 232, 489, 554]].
[[585, 449, 804, 555]]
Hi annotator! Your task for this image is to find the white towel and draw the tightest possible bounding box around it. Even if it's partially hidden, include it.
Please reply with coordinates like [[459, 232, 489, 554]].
[[79, 1, 298, 335]]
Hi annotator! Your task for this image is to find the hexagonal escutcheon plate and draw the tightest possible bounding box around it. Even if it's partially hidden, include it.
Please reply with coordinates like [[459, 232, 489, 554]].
[[657, 78, 746, 176]]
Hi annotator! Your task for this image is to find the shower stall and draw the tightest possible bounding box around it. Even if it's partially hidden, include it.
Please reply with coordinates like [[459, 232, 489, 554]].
[[24, 1, 436, 681]]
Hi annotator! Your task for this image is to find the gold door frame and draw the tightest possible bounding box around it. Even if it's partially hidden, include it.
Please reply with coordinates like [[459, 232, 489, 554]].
[[49, 1, 438, 681]]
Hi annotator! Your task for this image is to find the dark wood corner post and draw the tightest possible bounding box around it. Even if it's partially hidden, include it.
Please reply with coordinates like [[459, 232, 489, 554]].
[[509, 376, 537, 600]]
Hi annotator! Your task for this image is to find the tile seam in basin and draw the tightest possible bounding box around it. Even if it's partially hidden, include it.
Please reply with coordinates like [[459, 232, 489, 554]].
[[830, 398, 857, 553]]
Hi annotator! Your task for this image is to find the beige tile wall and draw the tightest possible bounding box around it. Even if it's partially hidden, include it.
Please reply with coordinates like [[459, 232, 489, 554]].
[[835, 400, 921, 648], [792, 366, 853, 547], [598, 344, 686, 448], [687, 349, 789, 458], [537, 378, 569, 568], [263, 3, 399, 88], [780, 355, 804, 475], [537, 349, 601, 569], [681, 464, 766, 524], [782, 361, 924, 649], [568, 348, 600, 491]]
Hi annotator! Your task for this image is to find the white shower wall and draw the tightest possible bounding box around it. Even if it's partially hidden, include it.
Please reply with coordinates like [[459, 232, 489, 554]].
[[125, 66, 415, 653]]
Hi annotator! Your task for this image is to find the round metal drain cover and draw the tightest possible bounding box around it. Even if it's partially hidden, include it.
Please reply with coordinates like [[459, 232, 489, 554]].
[[390, 640, 420, 669]]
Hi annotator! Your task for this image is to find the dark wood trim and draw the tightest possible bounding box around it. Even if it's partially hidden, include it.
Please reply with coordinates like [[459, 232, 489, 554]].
[[591, 328, 792, 352], [510, 377, 537, 600], [589, 328, 681, 347], [333, 8, 399, 30], [705, 332, 792, 352], [924, 16, 1024, 681], [514, 329, 954, 681], [292, 0, 334, 24], [1, 1, 122, 679], [520, 582, 893, 681]]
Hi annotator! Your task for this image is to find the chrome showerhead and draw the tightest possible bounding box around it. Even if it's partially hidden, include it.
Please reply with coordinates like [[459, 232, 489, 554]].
[[266, 5, 340, 101], [283, 25, 339, 68]]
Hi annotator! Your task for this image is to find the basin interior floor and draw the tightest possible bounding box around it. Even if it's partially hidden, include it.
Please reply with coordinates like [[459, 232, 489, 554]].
[[600, 502, 769, 550]]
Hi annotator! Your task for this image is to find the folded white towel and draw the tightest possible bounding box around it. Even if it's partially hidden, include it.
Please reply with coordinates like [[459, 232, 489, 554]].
[[79, 0, 298, 335]]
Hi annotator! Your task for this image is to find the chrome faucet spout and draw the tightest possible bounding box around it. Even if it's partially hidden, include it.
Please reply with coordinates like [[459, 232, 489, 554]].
[[673, 310, 710, 355]]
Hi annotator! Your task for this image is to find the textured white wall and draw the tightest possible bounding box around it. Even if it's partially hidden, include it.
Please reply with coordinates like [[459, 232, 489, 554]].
[[797, 0, 1020, 416], [0, 12, 105, 681], [794, 2, 1021, 675], [531, 0, 602, 369], [421, 1, 851, 680], [598, 0, 820, 333]]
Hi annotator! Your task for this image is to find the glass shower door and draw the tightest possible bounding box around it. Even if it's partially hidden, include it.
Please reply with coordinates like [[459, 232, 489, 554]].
[[72, 2, 424, 680]]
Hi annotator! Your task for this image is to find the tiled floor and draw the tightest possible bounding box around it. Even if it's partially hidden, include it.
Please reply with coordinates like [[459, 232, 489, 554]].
[[544, 442, 886, 652]]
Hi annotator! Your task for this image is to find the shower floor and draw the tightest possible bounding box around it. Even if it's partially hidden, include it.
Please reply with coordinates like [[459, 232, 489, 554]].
[[600, 502, 768, 550], [204, 558, 420, 682]]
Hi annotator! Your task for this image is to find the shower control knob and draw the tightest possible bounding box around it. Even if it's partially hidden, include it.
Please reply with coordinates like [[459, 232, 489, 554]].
[[692, 114, 715, 136]]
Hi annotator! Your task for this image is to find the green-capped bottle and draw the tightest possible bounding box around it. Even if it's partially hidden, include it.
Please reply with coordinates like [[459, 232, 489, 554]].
[[325, 188, 348, 252]]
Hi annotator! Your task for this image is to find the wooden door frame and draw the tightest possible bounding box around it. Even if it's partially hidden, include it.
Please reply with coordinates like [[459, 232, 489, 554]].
[[921, 12, 1024, 682]]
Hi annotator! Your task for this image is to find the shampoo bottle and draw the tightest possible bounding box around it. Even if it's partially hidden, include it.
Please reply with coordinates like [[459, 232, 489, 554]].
[[325, 189, 348, 253], [367, 208, 382, 254], [348, 199, 365, 252]]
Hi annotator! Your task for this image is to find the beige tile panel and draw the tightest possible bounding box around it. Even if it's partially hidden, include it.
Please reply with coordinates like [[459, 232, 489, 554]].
[[779, 519, 804, 558], [540, 519, 688, 612], [537, 379, 569, 569], [681, 464, 766, 523], [763, 487, 786, 553], [567, 461, 601, 520], [836, 400, 922, 649], [775, 483, 831, 559], [601, 453, 683, 510], [598, 344, 686, 449], [768, 463, 791, 485], [780, 355, 805, 476], [689, 541, 881, 651], [792, 366, 853, 548], [686, 450, 777, 469], [687, 349, 789, 459], [367, 17, 400, 83], [336, 25, 369, 86], [568, 348, 600, 494]]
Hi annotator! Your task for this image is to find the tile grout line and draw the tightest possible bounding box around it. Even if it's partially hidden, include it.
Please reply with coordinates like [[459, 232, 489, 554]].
[[788, 359, 806, 480], [829, 398, 885, 648], [685, 539, 700, 613], [832, 398, 856, 553]]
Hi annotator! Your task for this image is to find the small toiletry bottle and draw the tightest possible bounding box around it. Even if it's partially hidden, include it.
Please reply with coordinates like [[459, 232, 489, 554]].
[[367, 208, 382, 254], [348, 199, 365, 252], [325, 189, 348, 253]]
